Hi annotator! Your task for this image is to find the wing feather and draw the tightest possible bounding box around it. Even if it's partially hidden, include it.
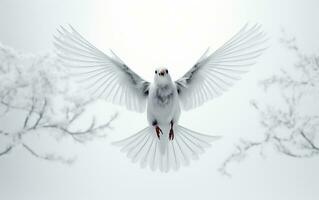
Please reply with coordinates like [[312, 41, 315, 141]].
[[175, 24, 267, 110], [54, 25, 150, 112]]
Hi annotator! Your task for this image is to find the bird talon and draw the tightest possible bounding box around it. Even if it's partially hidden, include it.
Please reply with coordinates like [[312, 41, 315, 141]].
[[155, 126, 162, 140], [169, 129, 174, 141]]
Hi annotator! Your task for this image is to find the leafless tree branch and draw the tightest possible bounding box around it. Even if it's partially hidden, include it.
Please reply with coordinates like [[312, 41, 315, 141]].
[[22, 143, 75, 164], [0, 145, 13, 157], [0, 43, 117, 163], [220, 33, 319, 176]]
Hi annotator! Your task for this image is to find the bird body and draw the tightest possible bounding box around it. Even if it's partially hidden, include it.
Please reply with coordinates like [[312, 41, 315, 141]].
[[147, 75, 180, 126], [54, 24, 266, 172]]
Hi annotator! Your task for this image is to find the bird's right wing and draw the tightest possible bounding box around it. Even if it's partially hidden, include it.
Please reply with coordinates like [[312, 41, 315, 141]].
[[54, 25, 150, 112]]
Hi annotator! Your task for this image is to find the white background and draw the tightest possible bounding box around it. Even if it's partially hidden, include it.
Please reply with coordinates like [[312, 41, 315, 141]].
[[0, 0, 319, 200]]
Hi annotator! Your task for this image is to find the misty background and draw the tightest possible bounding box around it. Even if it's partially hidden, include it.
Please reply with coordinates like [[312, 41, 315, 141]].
[[0, 0, 319, 200]]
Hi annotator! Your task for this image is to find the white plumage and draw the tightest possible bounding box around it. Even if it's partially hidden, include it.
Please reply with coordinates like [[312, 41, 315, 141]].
[[113, 125, 220, 172], [54, 24, 266, 172]]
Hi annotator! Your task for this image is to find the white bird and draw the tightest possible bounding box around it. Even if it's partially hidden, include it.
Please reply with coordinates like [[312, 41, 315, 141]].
[[54, 24, 266, 172]]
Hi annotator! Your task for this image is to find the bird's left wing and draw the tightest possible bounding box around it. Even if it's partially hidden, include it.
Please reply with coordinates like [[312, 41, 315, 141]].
[[175, 24, 267, 110], [54, 25, 150, 112]]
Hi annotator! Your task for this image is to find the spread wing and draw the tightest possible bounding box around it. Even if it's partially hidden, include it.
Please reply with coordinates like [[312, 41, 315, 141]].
[[54, 25, 150, 112], [175, 24, 267, 110]]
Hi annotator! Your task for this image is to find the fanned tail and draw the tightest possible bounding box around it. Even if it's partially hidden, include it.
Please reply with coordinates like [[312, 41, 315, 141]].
[[112, 125, 221, 172]]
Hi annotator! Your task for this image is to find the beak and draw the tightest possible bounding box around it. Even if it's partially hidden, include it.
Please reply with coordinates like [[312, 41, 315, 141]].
[[159, 70, 165, 76]]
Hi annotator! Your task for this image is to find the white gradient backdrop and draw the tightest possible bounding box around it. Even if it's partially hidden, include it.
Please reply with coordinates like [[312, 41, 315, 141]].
[[0, 0, 319, 200]]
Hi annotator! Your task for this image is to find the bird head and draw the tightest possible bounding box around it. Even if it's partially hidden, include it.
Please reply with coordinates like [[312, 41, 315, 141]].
[[154, 67, 172, 85]]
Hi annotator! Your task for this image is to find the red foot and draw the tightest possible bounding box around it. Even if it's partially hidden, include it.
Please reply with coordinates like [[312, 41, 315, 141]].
[[169, 129, 174, 140], [155, 126, 163, 139]]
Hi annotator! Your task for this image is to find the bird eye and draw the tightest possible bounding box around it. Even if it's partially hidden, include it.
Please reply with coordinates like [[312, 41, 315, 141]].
[[166, 69, 168, 73], [155, 70, 157, 74]]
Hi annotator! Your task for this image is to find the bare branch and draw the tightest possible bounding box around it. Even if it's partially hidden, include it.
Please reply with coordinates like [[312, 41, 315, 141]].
[[22, 143, 75, 164], [219, 138, 267, 177], [23, 97, 36, 128], [39, 112, 118, 143], [0, 42, 117, 164], [31, 98, 47, 129], [0, 145, 13, 157], [221, 33, 319, 176], [299, 131, 319, 151]]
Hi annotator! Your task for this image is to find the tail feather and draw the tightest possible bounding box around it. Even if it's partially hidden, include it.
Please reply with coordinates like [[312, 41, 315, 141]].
[[112, 125, 221, 172]]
